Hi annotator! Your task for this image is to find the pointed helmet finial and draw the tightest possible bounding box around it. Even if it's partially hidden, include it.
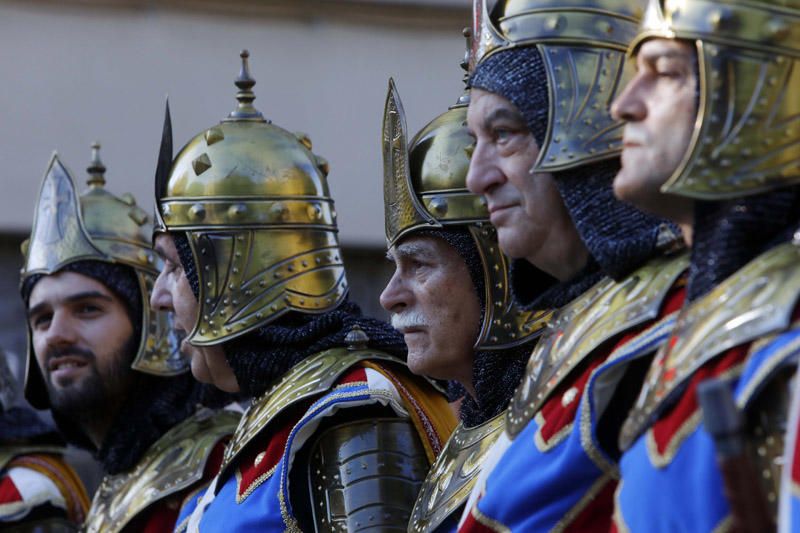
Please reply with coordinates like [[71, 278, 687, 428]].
[[86, 142, 106, 188], [225, 49, 265, 122]]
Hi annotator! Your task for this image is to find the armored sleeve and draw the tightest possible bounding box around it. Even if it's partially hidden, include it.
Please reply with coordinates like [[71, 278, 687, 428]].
[[305, 417, 430, 532]]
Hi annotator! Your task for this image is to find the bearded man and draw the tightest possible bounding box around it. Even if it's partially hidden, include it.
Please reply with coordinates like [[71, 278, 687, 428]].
[[0, 352, 88, 530], [455, 1, 692, 530], [20, 144, 238, 533], [150, 51, 456, 532], [379, 66, 552, 531], [608, 1, 800, 531]]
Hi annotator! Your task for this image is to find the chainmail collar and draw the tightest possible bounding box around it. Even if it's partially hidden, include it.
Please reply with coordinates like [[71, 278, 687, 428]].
[[53, 374, 228, 476], [222, 301, 406, 398], [458, 341, 533, 427], [688, 186, 800, 301]]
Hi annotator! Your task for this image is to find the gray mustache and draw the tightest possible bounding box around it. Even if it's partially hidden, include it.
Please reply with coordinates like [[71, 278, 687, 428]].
[[391, 311, 429, 331]]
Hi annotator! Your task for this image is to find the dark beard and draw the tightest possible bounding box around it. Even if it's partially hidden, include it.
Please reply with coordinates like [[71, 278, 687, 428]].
[[45, 334, 137, 424]]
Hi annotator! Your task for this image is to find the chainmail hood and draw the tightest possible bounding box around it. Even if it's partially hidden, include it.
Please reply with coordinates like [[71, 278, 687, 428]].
[[688, 187, 800, 300]]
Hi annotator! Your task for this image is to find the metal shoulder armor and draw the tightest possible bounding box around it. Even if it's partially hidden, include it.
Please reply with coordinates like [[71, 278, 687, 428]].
[[621, 241, 800, 450], [409, 415, 504, 533], [307, 417, 429, 532], [507, 251, 689, 437], [221, 347, 402, 470], [84, 408, 239, 533]]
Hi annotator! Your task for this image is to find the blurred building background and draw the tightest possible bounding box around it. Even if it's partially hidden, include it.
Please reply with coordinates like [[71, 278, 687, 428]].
[[0, 0, 471, 387]]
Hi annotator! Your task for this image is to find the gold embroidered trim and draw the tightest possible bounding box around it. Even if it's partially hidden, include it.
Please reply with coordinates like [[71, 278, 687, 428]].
[[579, 384, 618, 475], [612, 480, 631, 533], [234, 462, 279, 504], [645, 363, 743, 468], [470, 502, 512, 533], [552, 474, 615, 533], [712, 514, 734, 533], [738, 332, 800, 407], [645, 410, 702, 469], [533, 411, 573, 453]]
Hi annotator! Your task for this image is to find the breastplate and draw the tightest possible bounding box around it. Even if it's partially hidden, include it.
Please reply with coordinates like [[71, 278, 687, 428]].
[[620, 242, 800, 451], [84, 408, 240, 533], [507, 252, 689, 438], [409, 414, 504, 532]]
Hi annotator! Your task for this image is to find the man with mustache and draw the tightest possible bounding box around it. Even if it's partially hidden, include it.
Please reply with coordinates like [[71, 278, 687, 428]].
[[0, 352, 89, 530], [150, 51, 456, 532], [455, 1, 692, 530], [379, 63, 551, 530], [20, 145, 238, 532], [607, 1, 800, 530]]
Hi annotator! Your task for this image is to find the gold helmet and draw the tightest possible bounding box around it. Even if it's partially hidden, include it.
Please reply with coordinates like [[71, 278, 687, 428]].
[[383, 77, 550, 350], [472, 0, 647, 172], [155, 51, 346, 347], [21, 145, 187, 409], [631, 0, 800, 199]]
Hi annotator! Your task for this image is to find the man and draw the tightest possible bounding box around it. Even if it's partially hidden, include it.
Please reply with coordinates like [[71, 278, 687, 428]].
[[608, 1, 800, 530], [0, 353, 88, 530], [456, 1, 691, 530], [20, 144, 238, 532], [379, 73, 551, 532], [150, 50, 456, 532]]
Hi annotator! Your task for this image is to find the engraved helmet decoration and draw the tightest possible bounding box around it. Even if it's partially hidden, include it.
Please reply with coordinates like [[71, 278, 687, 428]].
[[472, 0, 647, 172], [155, 51, 346, 347], [630, 0, 800, 199], [383, 73, 550, 350], [21, 145, 187, 409]]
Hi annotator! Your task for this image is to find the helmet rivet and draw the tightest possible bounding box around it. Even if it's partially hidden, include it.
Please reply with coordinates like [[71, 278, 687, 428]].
[[205, 127, 225, 146], [271, 202, 289, 222], [189, 203, 206, 221], [430, 197, 448, 216], [192, 153, 212, 176], [307, 204, 323, 221], [228, 203, 247, 220], [545, 15, 561, 31]]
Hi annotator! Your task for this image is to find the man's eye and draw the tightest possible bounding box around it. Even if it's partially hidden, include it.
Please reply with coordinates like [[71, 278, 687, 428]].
[[494, 128, 512, 141], [78, 304, 101, 314], [32, 314, 51, 328]]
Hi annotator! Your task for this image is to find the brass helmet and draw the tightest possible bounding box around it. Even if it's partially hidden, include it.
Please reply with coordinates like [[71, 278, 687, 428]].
[[472, 0, 647, 172], [631, 0, 800, 199], [21, 145, 187, 409], [155, 51, 346, 347], [383, 77, 550, 350]]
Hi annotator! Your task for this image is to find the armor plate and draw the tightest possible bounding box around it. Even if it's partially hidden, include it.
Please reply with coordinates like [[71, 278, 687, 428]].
[[507, 252, 689, 438], [621, 241, 800, 450], [408, 415, 504, 532], [84, 408, 239, 533], [307, 418, 429, 532]]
